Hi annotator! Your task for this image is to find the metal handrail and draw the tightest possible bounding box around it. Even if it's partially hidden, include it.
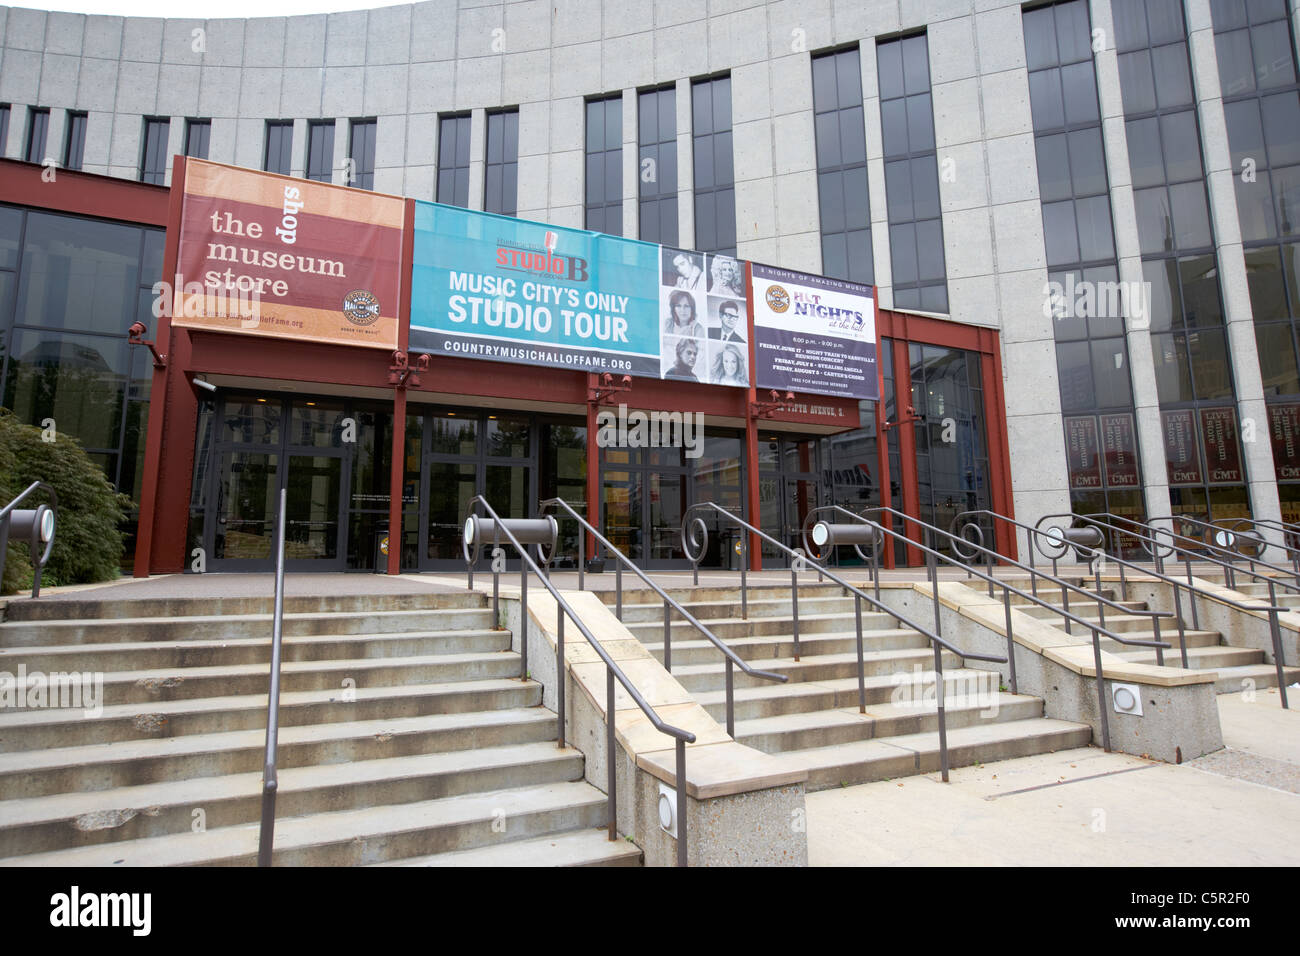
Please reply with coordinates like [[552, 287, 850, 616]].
[[682, 501, 1006, 782], [1144, 511, 1300, 570], [258, 487, 288, 866], [0, 481, 58, 598], [538, 497, 786, 738], [1021, 510, 1291, 710], [1223, 516, 1300, 569], [829, 504, 1168, 753], [466, 495, 695, 866], [1081, 511, 1300, 597]]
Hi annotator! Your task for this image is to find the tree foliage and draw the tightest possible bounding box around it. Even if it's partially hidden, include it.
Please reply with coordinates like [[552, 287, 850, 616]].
[[0, 410, 129, 594]]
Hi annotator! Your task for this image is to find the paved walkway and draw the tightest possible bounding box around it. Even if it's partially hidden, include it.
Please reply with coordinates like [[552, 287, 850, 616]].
[[807, 689, 1300, 866]]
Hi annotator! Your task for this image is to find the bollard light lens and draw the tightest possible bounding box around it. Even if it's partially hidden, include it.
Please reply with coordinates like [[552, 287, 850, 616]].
[[464, 517, 476, 545], [812, 522, 830, 547], [39, 509, 54, 543]]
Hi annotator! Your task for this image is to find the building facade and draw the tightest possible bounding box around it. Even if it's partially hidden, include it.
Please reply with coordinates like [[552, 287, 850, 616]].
[[0, 0, 1297, 574]]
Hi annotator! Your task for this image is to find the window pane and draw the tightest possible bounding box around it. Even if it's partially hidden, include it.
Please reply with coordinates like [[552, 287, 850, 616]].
[[819, 171, 846, 234], [885, 159, 912, 222], [17, 213, 141, 335], [1043, 200, 1080, 266], [1235, 173, 1276, 240], [1075, 195, 1114, 262], [904, 94, 934, 153], [1160, 111, 1203, 182], [1252, 24, 1296, 90], [1068, 127, 1107, 195], [1151, 42, 1193, 108], [1126, 117, 1164, 188], [1118, 50, 1157, 114], [1180, 255, 1223, 327], [890, 222, 917, 284], [1261, 93, 1300, 167], [1029, 69, 1065, 129], [1092, 337, 1132, 407], [1273, 166, 1300, 236], [1224, 99, 1265, 170], [1153, 331, 1195, 402], [1215, 29, 1256, 96], [1245, 246, 1287, 319], [1061, 62, 1100, 125], [1169, 181, 1212, 249], [1056, 340, 1095, 411], [4, 328, 127, 450], [1188, 327, 1233, 398], [1255, 322, 1300, 394], [1024, 6, 1059, 70], [1144, 257, 1179, 333]]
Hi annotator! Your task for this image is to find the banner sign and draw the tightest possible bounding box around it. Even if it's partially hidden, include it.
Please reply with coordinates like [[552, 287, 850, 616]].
[[1100, 413, 1140, 488], [1163, 409, 1202, 485], [1268, 403, 1300, 481], [1200, 407, 1243, 483], [409, 202, 751, 387], [1064, 416, 1102, 489], [173, 158, 404, 349], [750, 263, 877, 400]]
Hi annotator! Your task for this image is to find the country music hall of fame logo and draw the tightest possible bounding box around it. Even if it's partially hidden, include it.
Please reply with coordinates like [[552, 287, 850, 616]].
[[342, 289, 381, 326], [765, 284, 790, 313]]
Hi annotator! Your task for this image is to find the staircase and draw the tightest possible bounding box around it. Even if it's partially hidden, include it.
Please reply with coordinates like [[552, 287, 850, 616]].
[[597, 582, 1091, 789], [0, 591, 639, 867], [1009, 581, 1300, 692]]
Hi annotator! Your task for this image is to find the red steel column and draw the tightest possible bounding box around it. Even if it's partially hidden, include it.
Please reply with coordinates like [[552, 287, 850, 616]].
[[586, 373, 599, 562], [135, 154, 189, 576], [387, 199, 415, 574], [745, 262, 762, 571]]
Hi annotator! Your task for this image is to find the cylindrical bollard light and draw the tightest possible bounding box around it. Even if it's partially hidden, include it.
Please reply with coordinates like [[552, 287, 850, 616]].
[[1041, 524, 1103, 559], [811, 521, 877, 547], [462, 514, 558, 565], [10, 506, 55, 545]]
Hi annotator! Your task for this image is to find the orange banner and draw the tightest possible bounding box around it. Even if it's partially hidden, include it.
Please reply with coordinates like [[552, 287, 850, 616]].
[[172, 158, 404, 350]]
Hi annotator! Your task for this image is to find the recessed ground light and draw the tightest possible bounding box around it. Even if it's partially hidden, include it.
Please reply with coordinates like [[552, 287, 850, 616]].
[[1112, 682, 1143, 716]]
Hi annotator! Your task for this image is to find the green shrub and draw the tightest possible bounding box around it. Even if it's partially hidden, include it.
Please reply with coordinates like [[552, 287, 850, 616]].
[[0, 410, 130, 594]]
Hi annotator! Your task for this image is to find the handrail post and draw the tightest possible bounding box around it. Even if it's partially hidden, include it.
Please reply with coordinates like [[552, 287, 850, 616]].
[[725, 658, 735, 737], [1185, 556, 1200, 629], [1094, 565, 1106, 630], [492, 524, 501, 623], [871, 526, 880, 602], [615, 561, 623, 621], [985, 539, 994, 597], [675, 739, 688, 867], [520, 559, 529, 681], [1171, 581, 1189, 668], [790, 561, 801, 661], [578, 525, 585, 591], [933, 639, 949, 783], [1091, 626, 1111, 752], [1267, 579, 1290, 710], [926, 531, 941, 639], [1002, 584, 1018, 696], [607, 668, 617, 840], [1152, 614, 1165, 667], [1118, 561, 1128, 602], [258, 487, 288, 868], [854, 592, 866, 714], [663, 598, 672, 672], [557, 606, 566, 747], [740, 531, 748, 620]]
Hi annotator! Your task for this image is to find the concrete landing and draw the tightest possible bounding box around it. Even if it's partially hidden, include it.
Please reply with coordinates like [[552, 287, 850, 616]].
[[807, 689, 1300, 866]]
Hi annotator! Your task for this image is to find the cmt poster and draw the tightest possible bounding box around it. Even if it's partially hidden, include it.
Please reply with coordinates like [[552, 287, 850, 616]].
[[173, 158, 404, 349], [409, 203, 751, 387], [750, 263, 878, 400]]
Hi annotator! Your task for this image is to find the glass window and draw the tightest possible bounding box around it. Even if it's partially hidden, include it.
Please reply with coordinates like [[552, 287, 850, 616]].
[[485, 109, 519, 217], [3, 328, 128, 451], [638, 88, 676, 245], [691, 75, 733, 254], [63, 112, 87, 170], [437, 114, 471, 207], [183, 118, 210, 160], [585, 96, 623, 236], [24, 108, 49, 164], [264, 120, 293, 175], [815, 47, 872, 284], [348, 118, 377, 190], [140, 117, 169, 184], [306, 121, 335, 183], [16, 212, 143, 335], [429, 412, 477, 456]]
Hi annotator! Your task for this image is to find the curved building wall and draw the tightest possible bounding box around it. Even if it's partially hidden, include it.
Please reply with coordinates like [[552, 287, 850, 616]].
[[1, 0, 1298, 531]]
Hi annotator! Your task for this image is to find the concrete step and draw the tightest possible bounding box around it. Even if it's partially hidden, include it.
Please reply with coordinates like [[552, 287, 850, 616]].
[[0, 706, 556, 798], [735, 693, 1043, 752], [1115, 644, 1266, 670], [0, 629, 514, 673], [595, 582, 848, 607], [1014, 609, 1171, 634], [641, 628, 929, 667], [0, 607, 499, 646], [695, 670, 1002, 722], [0, 678, 541, 751], [1210, 662, 1300, 693], [0, 651, 525, 709], [373, 828, 642, 867], [2, 591, 487, 622], [623, 611, 896, 643], [612, 595, 857, 624], [670, 647, 962, 693], [1094, 628, 1222, 654], [0, 781, 610, 866], [780, 717, 1093, 790], [0, 741, 583, 857]]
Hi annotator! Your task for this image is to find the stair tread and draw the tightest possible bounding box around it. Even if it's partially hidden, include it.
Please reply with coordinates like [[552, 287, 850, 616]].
[[777, 717, 1092, 769], [669, 646, 947, 677], [0, 741, 581, 831], [0, 677, 536, 729], [733, 693, 1038, 735], [0, 629, 510, 658], [0, 707, 552, 773], [373, 827, 640, 867], [0, 650, 521, 687], [0, 608, 494, 630], [0, 781, 607, 867], [1115, 644, 1262, 663], [694, 669, 997, 705]]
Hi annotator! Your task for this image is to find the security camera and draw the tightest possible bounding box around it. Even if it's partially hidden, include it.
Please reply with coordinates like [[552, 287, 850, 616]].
[[192, 377, 217, 393]]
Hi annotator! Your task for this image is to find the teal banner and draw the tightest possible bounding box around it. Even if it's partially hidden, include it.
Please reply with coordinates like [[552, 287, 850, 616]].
[[410, 202, 751, 385]]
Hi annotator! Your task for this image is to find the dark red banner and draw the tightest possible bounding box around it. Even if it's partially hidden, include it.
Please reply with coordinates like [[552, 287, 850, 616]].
[[1164, 409, 1202, 485], [1200, 407, 1243, 484], [1065, 416, 1102, 490], [1269, 403, 1300, 481], [1100, 413, 1140, 487]]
